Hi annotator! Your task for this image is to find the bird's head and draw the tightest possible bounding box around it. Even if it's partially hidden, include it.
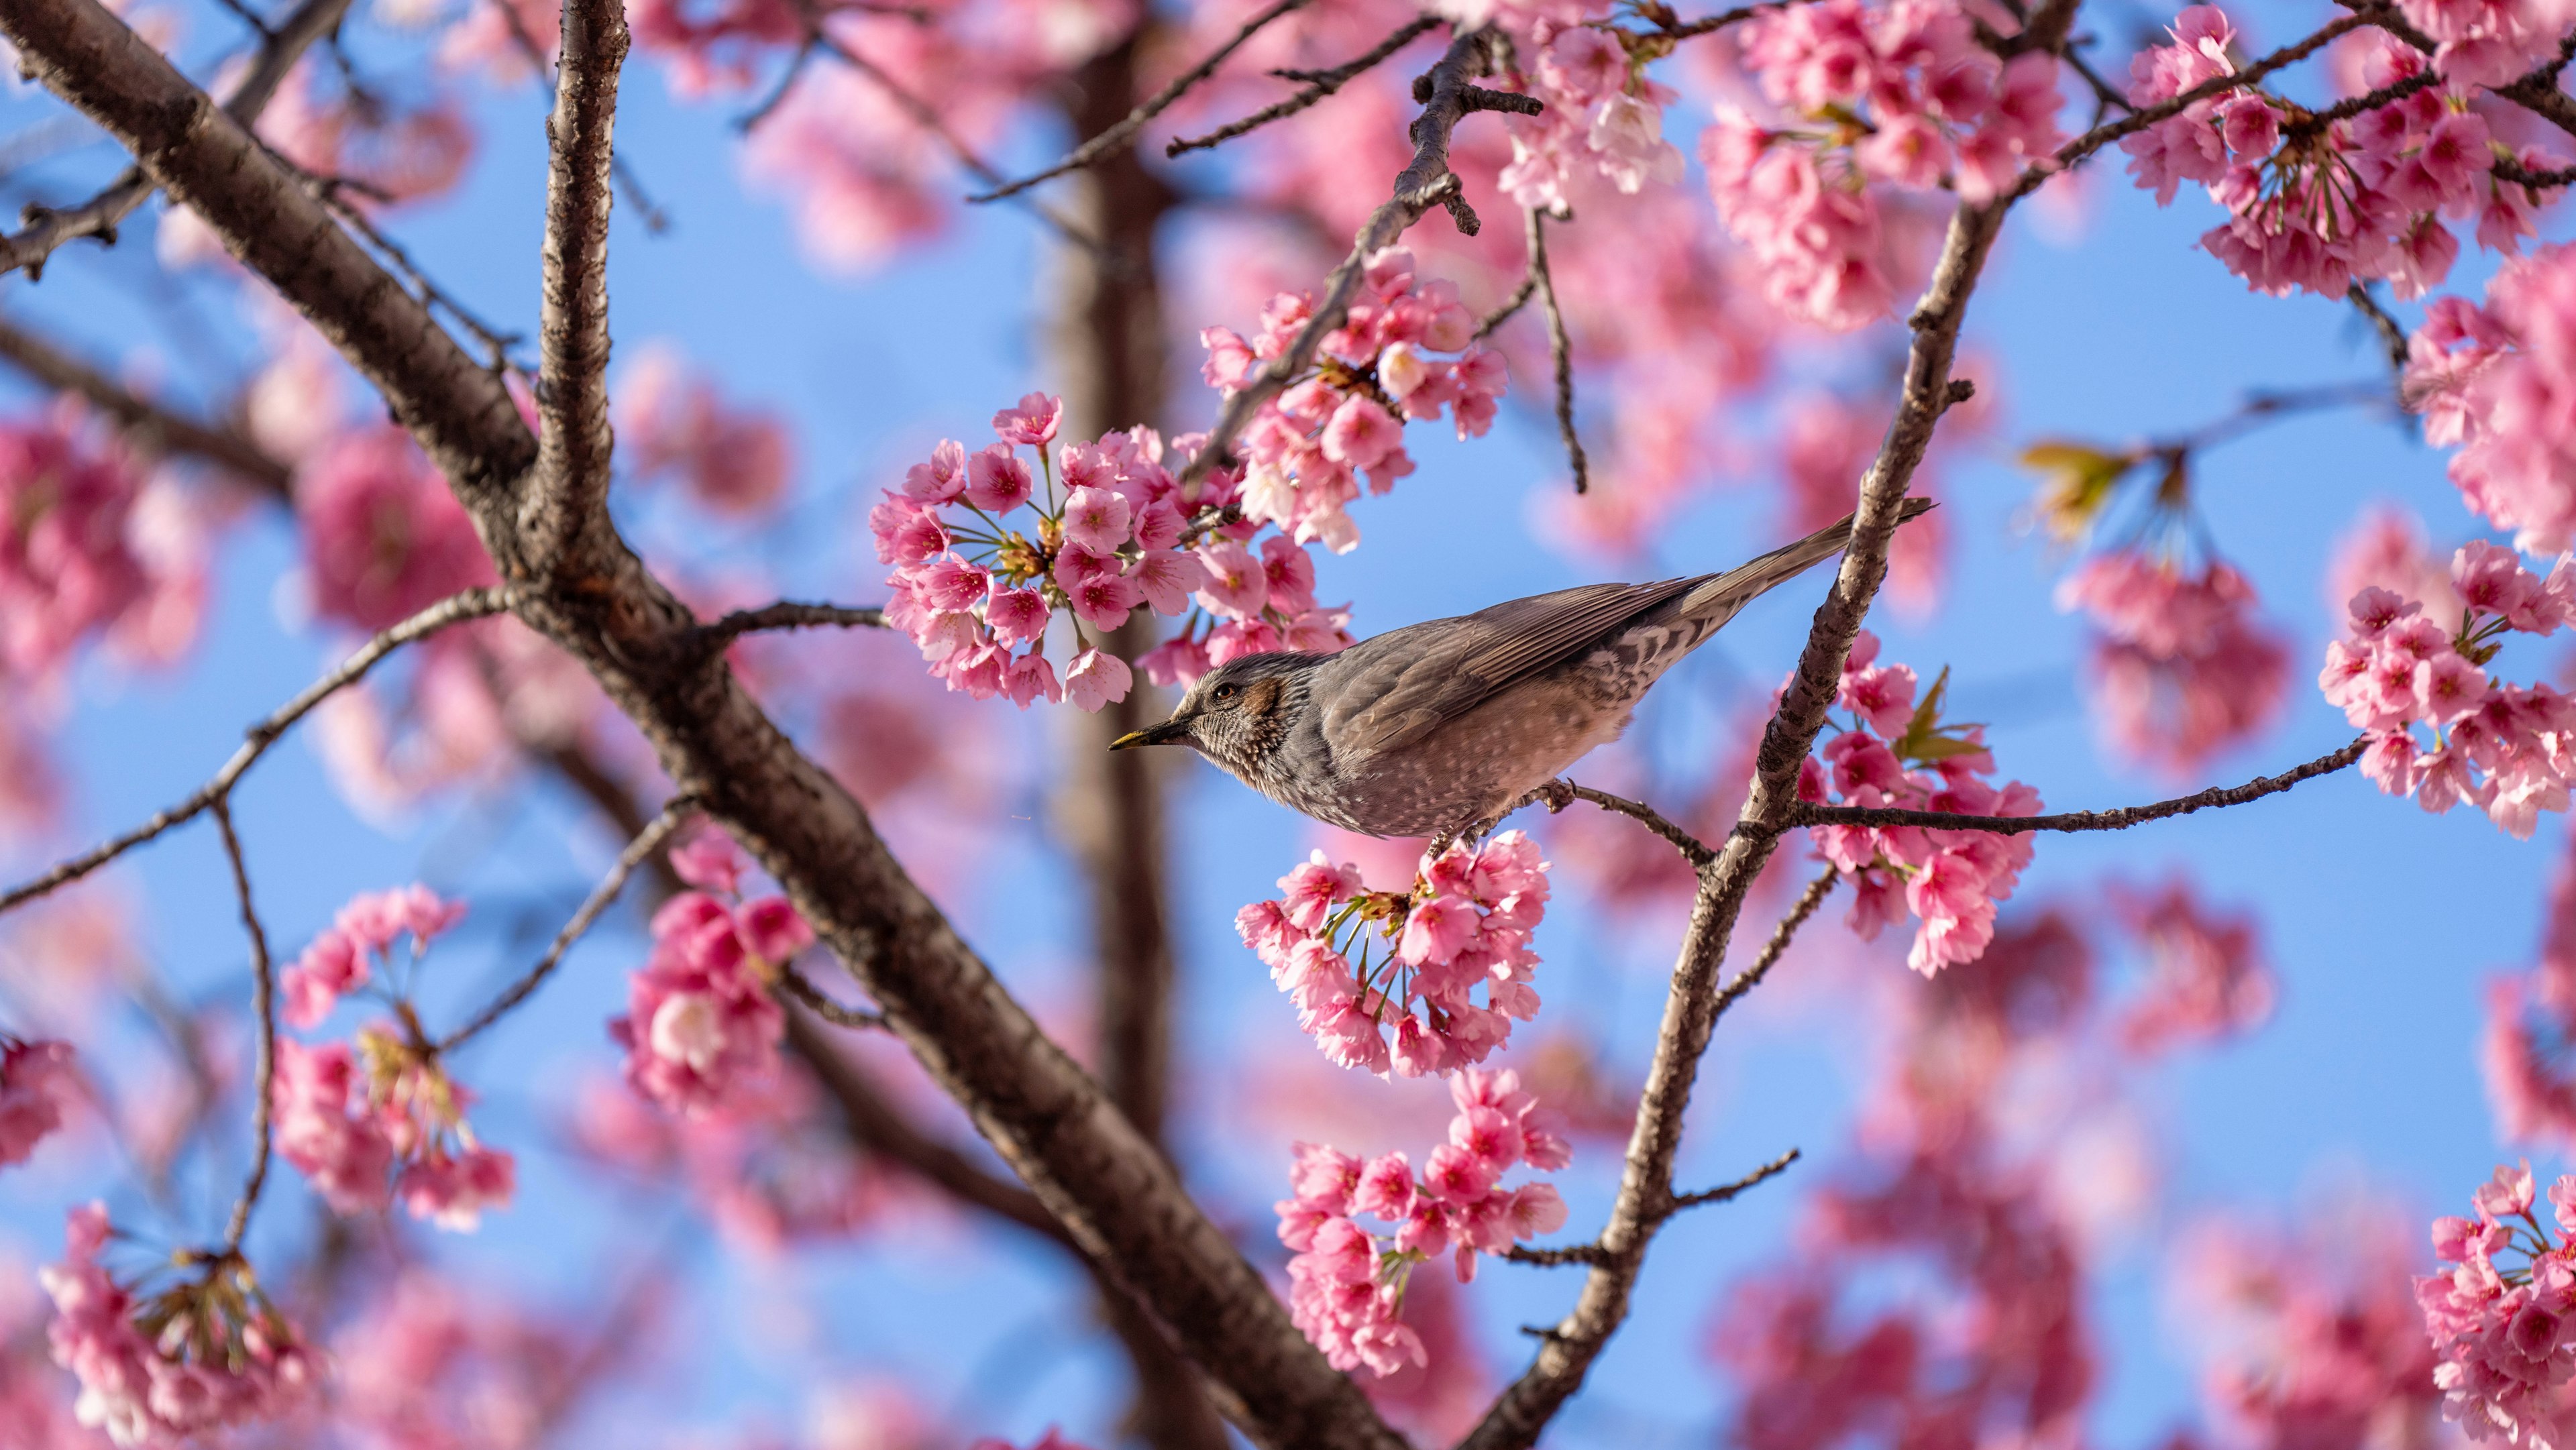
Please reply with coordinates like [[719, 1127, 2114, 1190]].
[[1110, 650, 1323, 778]]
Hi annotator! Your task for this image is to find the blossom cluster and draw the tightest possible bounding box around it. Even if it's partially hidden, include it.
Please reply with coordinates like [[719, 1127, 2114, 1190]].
[[616, 341, 796, 516], [1497, 25, 1686, 213], [2123, 10, 2555, 300], [2409, 244, 2576, 554], [1275, 1068, 1569, 1376], [1799, 632, 2042, 976], [0, 408, 150, 683], [1236, 832, 1550, 1077], [871, 394, 1350, 711], [2418, 1162, 2576, 1445], [0, 1035, 74, 1167], [296, 425, 496, 634], [2319, 541, 2576, 836], [41, 1203, 315, 1447], [609, 826, 816, 1117], [1201, 247, 1507, 553], [2056, 549, 2289, 775], [280, 883, 468, 1029], [1701, 0, 2064, 329], [272, 885, 513, 1231]]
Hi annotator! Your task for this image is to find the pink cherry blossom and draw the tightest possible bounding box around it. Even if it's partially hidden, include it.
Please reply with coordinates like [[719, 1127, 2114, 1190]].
[[1063, 648, 1132, 712], [991, 392, 1063, 447], [297, 425, 496, 632], [0, 1037, 74, 1167], [2057, 551, 2290, 775]]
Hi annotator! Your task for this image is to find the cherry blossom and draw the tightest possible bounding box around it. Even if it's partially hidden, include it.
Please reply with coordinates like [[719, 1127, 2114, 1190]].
[[2108, 877, 2273, 1054], [1799, 632, 2042, 975], [40, 1203, 316, 1445], [295, 426, 497, 632], [2407, 243, 2576, 553], [615, 341, 797, 516], [2057, 549, 2290, 775], [2318, 541, 2576, 835], [0, 1036, 75, 1167], [2418, 1161, 2576, 1445], [610, 826, 815, 1116], [280, 883, 468, 1029], [1237, 832, 1551, 1076], [1277, 1068, 1568, 1374], [0, 405, 151, 684]]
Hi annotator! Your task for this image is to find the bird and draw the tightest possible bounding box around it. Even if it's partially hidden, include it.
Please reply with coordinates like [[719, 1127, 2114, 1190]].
[[1110, 499, 1936, 838]]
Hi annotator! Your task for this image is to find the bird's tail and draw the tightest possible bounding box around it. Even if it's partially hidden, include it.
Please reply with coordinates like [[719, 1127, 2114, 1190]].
[[1678, 496, 1939, 624]]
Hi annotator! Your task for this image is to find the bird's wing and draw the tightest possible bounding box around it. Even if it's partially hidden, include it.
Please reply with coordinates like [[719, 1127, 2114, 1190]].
[[1318, 577, 1703, 757]]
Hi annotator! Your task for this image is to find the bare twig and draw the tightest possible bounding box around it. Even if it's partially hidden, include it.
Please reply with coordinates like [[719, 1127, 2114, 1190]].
[[0, 0, 354, 280], [692, 600, 887, 653], [777, 964, 888, 1030], [1523, 207, 1588, 494], [0, 313, 292, 495], [211, 798, 277, 1253], [438, 801, 692, 1053], [1511, 779, 1712, 868], [1788, 737, 2369, 837], [1668, 1146, 1801, 1211], [1178, 27, 1543, 497], [1709, 869, 1836, 1024], [1472, 272, 1538, 341], [0, 589, 514, 919], [1165, 14, 1440, 157], [306, 178, 529, 374], [973, 0, 1313, 201], [2347, 283, 2410, 382]]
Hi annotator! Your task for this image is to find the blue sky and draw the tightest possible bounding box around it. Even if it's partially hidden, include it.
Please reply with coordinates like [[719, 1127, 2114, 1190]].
[[0, 5, 2557, 1444]]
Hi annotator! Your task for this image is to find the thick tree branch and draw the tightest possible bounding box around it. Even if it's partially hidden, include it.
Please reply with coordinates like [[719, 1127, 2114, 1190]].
[[0, 0, 352, 281], [971, 0, 1311, 201], [526, 0, 631, 575], [1460, 199, 2008, 1450], [692, 600, 887, 653], [0, 311, 292, 496], [0, 588, 514, 918], [14, 6, 1406, 1441], [437, 799, 691, 1054], [1790, 737, 2369, 836], [1177, 25, 1542, 496], [0, 0, 535, 512], [1164, 13, 1440, 157]]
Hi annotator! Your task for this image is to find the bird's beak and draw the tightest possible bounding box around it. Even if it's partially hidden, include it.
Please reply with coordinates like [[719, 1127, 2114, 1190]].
[[1110, 716, 1193, 751]]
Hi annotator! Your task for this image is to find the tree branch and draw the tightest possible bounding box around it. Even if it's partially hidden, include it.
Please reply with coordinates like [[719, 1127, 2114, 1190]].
[[690, 600, 887, 653], [211, 797, 278, 1254], [1510, 779, 1713, 868], [971, 0, 1312, 201], [777, 964, 888, 1030], [1788, 737, 2369, 836], [527, 0, 631, 575], [1164, 14, 1440, 158], [1521, 207, 1587, 494], [437, 798, 692, 1054], [1668, 1146, 1801, 1211], [0, 588, 514, 919], [0, 0, 354, 281], [1177, 25, 1541, 496], [1460, 197, 2008, 1450], [0, 311, 293, 496]]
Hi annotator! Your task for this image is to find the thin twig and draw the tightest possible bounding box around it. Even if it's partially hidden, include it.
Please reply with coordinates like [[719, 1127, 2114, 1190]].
[[0, 312, 292, 495], [1178, 27, 1544, 497], [692, 600, 887, 653], [0, 588, 515, 918], [1788, 737, 2369, 837], [973, 0, 1313, 201], [1509, 779, 1712, 867], [777, 964, 888, 1030], [2346, 283, 2410, 382], [0, 0, 354, 280], [306, 176, 528, 374], [211, 798, 277, 1254], [1707, 868, 1837, 1026], [1165, 13, 1440, 157], [437, 801, 691, 1054], [1472, 272, 1538, 341], [1666, 1146, 1801, 1213], [1523, 207, 1589, 494]]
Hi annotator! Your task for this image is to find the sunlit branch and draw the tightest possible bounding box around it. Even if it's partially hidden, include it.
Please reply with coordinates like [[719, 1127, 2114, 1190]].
[[527, 0, 632, 571], [0, 588, 515, 919], [0, 0, 353, 280], [973, 0, 1313, 201], [1177, 25, 1544, 496], [437, 799, 692, 1054], [1788, 737, 2370, 836], [210, 797, 278, 1254], [1709, 869, 1837, 1025], [1164, 13, 1440, 157], [692, 600, 888, 653], [1510, 779, 1713, 869], [484, 0, 671, 233], [0, 312, 293, 495]]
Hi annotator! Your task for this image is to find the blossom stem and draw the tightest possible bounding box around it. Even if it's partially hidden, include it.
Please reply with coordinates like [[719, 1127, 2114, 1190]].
[[1788, 736, 2369, 836]]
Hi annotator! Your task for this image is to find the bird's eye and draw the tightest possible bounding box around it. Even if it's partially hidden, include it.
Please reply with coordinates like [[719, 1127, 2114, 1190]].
[[1214, 683, 1239, 703]]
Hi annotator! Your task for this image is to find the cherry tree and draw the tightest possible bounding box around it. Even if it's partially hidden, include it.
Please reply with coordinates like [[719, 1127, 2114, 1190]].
[[0, 0, 2569, 1443]]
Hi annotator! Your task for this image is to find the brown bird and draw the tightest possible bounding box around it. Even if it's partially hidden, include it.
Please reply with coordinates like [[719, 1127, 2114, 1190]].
[[1110, 500, 1935, 836]]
